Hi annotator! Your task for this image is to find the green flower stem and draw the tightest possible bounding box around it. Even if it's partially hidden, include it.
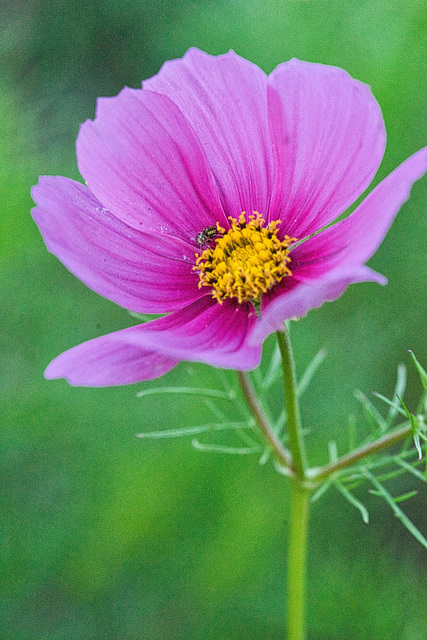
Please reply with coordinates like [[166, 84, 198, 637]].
[[308, 422, 413, 482], [275, 327, 310, 639], [277, 327, 307, 479], [238, 329, 310, 640], [237, 370, 294, 471], [287, 481, 310, 640]]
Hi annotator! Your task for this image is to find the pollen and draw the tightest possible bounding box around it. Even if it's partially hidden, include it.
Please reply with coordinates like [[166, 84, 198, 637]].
[[194, 212, 297, 308]]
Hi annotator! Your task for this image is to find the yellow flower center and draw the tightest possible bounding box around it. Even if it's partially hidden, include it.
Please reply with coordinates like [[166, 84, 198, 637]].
[[194, 212, 296, 310]]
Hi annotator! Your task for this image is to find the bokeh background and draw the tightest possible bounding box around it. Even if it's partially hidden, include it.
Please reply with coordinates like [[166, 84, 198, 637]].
[[1, 1, 427, 638]]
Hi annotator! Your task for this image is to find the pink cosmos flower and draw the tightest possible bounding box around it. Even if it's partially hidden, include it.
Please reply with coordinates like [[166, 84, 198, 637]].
[[32, 49, 427, 386]]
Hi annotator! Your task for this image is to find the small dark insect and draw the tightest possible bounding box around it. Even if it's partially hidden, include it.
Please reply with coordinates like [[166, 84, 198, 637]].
[[195, 225, 220, 248]]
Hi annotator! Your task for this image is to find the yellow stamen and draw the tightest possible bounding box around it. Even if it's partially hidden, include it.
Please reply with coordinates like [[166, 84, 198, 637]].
[[193, 212, 297, 307]]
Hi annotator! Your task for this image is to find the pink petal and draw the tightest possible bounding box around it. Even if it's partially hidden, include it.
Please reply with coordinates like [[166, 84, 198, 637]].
[[267, 59, 386, 238], [251, 266, 385, 344], [294, 146, 427, 276], [77, 86, 226, 235], [46, 297, 262, 386], [144, 48, 273, 217], [31, 176, 203, 314], [45, 336, 179, 387]]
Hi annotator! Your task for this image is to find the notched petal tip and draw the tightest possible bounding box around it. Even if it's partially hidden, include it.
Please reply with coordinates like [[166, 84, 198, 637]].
[[143, 46, 272, 217], [267, 58, 386, 237]]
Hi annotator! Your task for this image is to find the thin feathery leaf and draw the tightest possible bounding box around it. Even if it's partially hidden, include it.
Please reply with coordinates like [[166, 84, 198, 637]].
[[375, 466, 417, 484], [363, 448, 422, 476], [272, 459, 294, 477], [335, 481, 370, 523], [343, 478, 367, 492], [191, 439, 261, 455], [354, 390, 388, 433], [258, 449, 271, 465], [136, 420, 253, 439], [342, 449, 424, 487], [393, 456, 426, 482], [369, 489, 418, 504], [356, 449, 423, 486], [136, 386, 235, 400], [261, 342, 282, 389], [372, 392, 407, 418], [409, 351, 427, 392], [258, 418, 287, 466], [398, 395, 423, 460], [386, 363, 407, 427], [297, 348, 327, 397], [252, 366, 263, 388], [368, 489, 418, 503], [202, 397, 228, 422], [416, 394, 427, 415], [328, 440, 338, 463], [261, 345, 326, 394], [235, 427, 262, 449], [216, 369, 237, 393], [390, 490, 418, 504], [274, 409, 287, 433], [348, 414, 357, 454], [343, 466, 397, 491], [128, 311, 166, 322], [362, 468, 427, 549], [310, 480, 333, 503]]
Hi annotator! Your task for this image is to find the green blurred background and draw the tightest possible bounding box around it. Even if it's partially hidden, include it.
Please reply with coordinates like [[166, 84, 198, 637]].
[[1, 1, 427, 638]]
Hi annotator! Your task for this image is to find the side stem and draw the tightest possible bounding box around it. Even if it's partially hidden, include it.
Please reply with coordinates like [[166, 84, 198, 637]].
[[308, 422, 413, 482], [237, 370, 294, 471]]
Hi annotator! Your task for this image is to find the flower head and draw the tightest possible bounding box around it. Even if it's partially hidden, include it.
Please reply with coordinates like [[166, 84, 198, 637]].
[[194, 212, 296, 308], [31, 49, 427, 386]]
